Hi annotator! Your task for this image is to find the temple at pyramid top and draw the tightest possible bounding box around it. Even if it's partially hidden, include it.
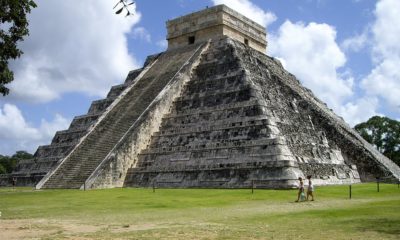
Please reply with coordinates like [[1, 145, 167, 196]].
[[166, 5, 267, 52]]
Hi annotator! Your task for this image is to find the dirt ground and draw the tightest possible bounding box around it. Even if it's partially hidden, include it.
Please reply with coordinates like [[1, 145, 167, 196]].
[[0, 219, 98, 239], [0, 218, 190, 239], [0, 199, 371, 240]]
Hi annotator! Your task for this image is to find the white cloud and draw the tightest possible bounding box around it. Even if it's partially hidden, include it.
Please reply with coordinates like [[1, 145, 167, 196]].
[[0, 104, 69, 155], [8, 0, 141, 103], [0, 104, 39, 140], [131, 27, 151, 42], [361, 58, 400, 108], [267, 20, 385, 126], [211, 0, 276, 27], [360, 0, 400, 111], [339, 97, 380, 126], [269, 21, 353, 112], [371, 0, 400, 60], [341, 30, 369, 52], [40, 114, 70, 141]]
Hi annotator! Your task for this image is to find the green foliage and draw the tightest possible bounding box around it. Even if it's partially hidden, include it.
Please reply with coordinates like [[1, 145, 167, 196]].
[[0, 163, 6, 174], [355, 116, 400, 166], [12, 150, 33, 159], [0, 151, 32, 174], [0, 0, 37, 96]]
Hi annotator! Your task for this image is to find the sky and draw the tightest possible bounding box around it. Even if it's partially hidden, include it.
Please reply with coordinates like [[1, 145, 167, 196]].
[[1, 0, 399, 155]]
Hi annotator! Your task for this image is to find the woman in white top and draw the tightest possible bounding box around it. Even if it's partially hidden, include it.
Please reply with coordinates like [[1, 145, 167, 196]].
[[307, 175, 315, 201], [295, 177, 305, 202]]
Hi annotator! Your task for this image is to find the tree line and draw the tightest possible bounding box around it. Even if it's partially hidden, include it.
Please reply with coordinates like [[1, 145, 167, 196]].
[[355, 116, 400, 167], [0, 151, 33, 174]]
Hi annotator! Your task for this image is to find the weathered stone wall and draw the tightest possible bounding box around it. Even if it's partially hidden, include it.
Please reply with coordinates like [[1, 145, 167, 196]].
[[3, 69, 145, 187], [167, 5, 267, 53], [13, 36, 398, 190], [10, 6, 398, 189], [231, 39, 360, 185], [124, 38, 307, 189], [4, 54, 165, 188], [0, 174, 40, 187], [85, 42, 209, 189], [36, 43, 207, 189], [167, 25, 222, 50], [0, 174, 11, 186], [232, 39, 400, 182], [124, 37, 399, 189], [222, 26, 266, 53]]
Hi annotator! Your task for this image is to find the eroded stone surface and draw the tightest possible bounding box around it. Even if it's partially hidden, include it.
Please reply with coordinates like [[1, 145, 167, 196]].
[[167, 5, 267, 53], [5, 65, 145, 187], [3, 4, 399, 189], [123, 38, 386, 189], [37, 43, 207, 189]]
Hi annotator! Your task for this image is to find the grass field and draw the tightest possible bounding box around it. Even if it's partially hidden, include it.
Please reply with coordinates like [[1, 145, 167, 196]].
[[1, 183, 399, 239]]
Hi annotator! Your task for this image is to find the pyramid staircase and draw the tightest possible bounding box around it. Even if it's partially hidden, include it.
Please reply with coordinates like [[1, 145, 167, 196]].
[[10, 66, 144, 186], [123, 38, 400, 188], [7, 4, 399, 189], [37, 43, 208, 189], [124, 39, 344, 188]]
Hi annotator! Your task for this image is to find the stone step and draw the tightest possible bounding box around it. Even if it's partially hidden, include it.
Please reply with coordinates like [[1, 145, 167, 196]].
[[29, 157, 62, 166], [132, 159, 298, 172], [141, 137, 286, 155], [124, 68, 144, 85], [106, 83, 128, 99], [124, 166, 298, 189], [160, 110, 278, 130], [156, 116, 275, 137], [68, 113, 102, 130], [150, 128, 272, 150], [166, 99, 261, 117], [173, 87, 256, 112], [123, 40, 305, 188], [34, 143, 76, 158], [51, 128, 88, 145], [183, 73, 245, 95], [40, 43, 204, 189], [87, 98, 116, 115], [194, 64, 240, 80]]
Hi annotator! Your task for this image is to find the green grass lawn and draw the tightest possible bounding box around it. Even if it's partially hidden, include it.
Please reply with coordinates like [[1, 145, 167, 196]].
[[1, 183, 399, 239]]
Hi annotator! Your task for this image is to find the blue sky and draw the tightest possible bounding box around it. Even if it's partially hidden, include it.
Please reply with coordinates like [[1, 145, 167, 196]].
[[1, 0, 399, 155]]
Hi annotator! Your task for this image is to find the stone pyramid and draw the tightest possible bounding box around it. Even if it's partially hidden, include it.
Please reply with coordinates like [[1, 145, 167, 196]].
[[7, 5, 399, 189], [123, 36, 400, 189]]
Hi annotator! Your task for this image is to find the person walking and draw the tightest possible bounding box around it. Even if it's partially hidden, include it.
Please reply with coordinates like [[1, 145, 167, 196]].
[[307, 175, 315, 201], [12, 177, 17, 189], [295, 177, 305, 202]]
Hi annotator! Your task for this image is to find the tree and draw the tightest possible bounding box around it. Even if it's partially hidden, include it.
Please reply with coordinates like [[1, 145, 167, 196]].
[[0, 164, 6, 174], [0, 151, 33, 174], [0, 0, 37, 96], [355, 116, 400, 167]]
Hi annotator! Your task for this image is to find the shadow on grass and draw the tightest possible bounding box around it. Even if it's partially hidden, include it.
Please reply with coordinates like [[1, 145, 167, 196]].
[[353, 218, 400, 236]]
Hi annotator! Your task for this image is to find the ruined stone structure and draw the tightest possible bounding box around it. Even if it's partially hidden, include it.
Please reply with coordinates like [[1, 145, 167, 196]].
[[4, 59, 149, 186], [167, 5, 267, 53], [4, 5, 399, 189]]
